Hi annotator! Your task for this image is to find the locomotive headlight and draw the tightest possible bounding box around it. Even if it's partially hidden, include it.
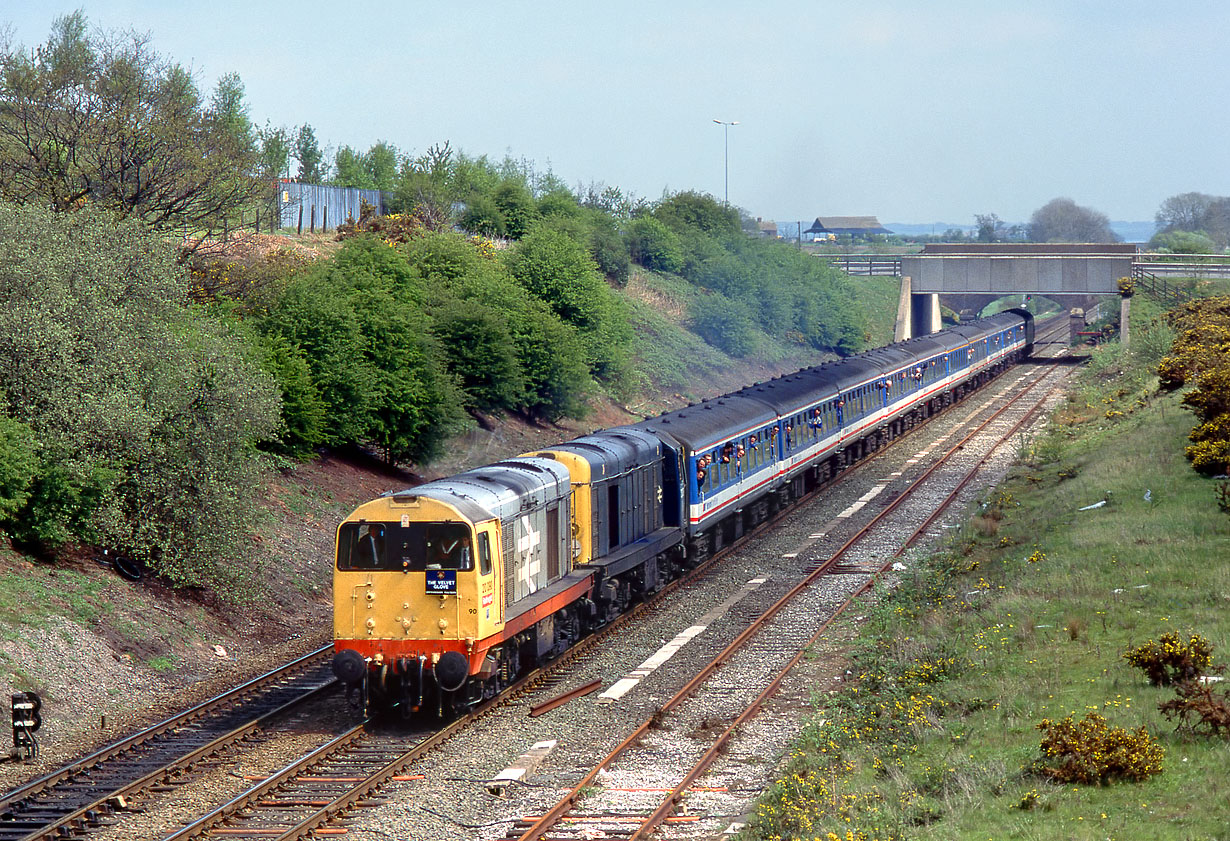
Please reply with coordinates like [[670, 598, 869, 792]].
[[365, 618, 376, 633], [438, 618, 448, 632]]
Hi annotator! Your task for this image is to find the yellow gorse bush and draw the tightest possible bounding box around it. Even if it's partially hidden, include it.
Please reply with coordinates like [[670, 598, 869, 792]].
[[1123, 631, 1214, 686], [1034, 712, 1164, 784]]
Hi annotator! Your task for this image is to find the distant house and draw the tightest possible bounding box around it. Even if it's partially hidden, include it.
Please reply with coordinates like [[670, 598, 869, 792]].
[[755, 217, 779, 238], [804, 216, 893, 239]]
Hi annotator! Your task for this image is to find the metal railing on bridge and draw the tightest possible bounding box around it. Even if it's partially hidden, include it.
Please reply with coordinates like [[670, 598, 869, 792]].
[[823, 254, 903, 276]]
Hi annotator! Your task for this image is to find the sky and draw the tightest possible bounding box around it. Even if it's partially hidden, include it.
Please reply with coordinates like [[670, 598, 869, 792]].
[[3, 1, 1227, 226]]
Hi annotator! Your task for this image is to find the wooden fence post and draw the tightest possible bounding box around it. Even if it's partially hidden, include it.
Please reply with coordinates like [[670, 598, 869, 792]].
[[297, 205, 303, 235], [323, 205, 328, 231], [310, 205, 316, 234]]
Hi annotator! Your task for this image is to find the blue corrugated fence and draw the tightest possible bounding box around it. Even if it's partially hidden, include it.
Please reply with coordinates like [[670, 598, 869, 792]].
[[276, 181, 385, 232]]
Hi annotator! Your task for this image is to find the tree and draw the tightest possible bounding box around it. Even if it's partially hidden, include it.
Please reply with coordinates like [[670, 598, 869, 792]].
[[429, 303, 525, 412], [653, 190, 740, 238], [0, 13, 264, 235], [458, 194, 505, 237], [365, 141, 399, 191], [258, 123, 292, 180], [493, 180, 537, 238], [0, 202, 280, 587], [261, 238, 464, 464], [1026, 198, 1117, 243], [391, 141, 455, 231], [294, 124, 325, 183], [506, 228, 632, 383], [1155, 192, 1214, 234], [210, 71, 255, 155], [975, 213, 1004, 243], [333, 146, 374, 189]]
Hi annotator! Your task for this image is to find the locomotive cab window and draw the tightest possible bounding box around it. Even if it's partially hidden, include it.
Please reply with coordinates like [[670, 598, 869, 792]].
[[337, 521, 473, 572]]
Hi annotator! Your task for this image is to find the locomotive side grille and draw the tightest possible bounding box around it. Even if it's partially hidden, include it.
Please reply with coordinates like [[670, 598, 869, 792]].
[[502, 518, 515, 611]]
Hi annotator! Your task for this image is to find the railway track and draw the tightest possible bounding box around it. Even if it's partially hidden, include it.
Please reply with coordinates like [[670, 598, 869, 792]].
[[0, 648, 337, 841], [218, 318, 1070, 841], [0, 316, 1069, 841], [502, 320, 1072, 840]]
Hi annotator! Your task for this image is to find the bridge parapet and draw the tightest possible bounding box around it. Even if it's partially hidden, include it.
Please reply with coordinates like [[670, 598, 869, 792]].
[[900, 256, 1133, 295]]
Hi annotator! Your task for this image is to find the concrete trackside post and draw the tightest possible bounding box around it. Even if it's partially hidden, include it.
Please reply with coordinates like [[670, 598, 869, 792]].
[[1120, 295, 1131, 349]]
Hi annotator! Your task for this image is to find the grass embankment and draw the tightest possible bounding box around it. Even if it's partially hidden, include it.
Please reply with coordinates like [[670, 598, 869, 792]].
[[748, 318, 1230, 840]]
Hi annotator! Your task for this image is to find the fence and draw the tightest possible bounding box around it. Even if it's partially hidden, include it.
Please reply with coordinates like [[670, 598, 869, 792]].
[[823, 254, 903, 276], [275, 181, 385, 233]]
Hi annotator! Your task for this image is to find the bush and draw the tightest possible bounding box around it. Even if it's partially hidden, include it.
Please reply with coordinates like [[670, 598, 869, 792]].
[[688, 294, 759, 357], [1150, 230, 1217, 254], [429, 303, 525, 413], [252, 333, 328, 456], [493, 181, 537, 239], [626, 216, 683, 273], [261, 238, 464, 464], [458, 194, 506, 237], [1159, 679, 1230, 737], [0, 203, 280, 587], [511, 307, 591, 422], [1033, 713, 1164, 784], [1123, 631, 1214, 686], [506, 227, 631, 384], [0, 413, 37, 523], [587, 218, 631, 285]]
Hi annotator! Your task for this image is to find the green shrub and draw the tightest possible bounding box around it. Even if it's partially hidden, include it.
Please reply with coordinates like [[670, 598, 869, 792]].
[[688, 294, 758, 357], [458, 194, 506, 237], [626, 216, 684, 273], [1033, 713, 1164, 784], [1123, 631, 1215, 686], [506, 227, 631, 384], [0, 414, 37, 523], [492, 180, 537, 239], [0, 203, 280, 587], [429, 303, 525, 413], [252, 333, 328, 456]]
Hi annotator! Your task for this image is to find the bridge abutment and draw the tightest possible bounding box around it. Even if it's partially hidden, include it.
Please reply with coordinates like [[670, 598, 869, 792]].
[[894, 276, 941, 340]]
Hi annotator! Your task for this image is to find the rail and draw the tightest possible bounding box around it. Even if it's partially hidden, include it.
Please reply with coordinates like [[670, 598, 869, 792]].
[[510, 329, 1071, 841], [0, 647, 335, 841]]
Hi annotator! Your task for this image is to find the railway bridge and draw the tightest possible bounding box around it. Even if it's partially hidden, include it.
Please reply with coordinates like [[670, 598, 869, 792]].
[[824, 244, 1180, 346]]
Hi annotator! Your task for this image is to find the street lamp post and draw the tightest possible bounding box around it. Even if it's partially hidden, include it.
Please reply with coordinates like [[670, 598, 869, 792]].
[[712, 118, 738, 206]]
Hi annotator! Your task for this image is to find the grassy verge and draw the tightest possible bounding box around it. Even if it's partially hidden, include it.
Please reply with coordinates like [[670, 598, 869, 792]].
[[746, 318, 1230, 840]]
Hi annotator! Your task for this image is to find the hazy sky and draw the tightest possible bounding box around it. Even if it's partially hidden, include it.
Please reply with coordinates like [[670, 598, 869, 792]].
[[3, 1, 1226, 225]]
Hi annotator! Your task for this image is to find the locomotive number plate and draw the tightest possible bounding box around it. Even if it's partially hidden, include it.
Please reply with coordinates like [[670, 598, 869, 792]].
[[426, 570, 457, 595]]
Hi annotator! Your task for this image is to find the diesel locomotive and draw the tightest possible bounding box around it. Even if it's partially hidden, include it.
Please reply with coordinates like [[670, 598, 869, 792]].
[[331, 310, 1034, 714]]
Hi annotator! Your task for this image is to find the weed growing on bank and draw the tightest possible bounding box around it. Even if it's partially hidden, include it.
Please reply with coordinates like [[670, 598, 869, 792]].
[[747, 327, 1230, 841]]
